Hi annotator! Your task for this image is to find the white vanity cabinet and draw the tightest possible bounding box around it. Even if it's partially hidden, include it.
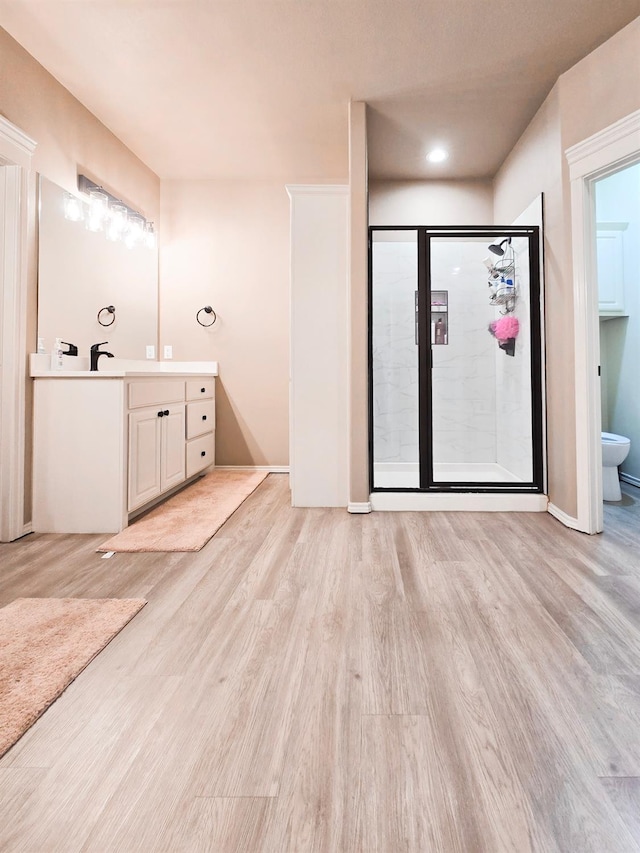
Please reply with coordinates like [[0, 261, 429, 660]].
[[32, 366, 217, 534], [127, 380, 188, 512], [128, 403, 186, 511], [185, 380, 216, 477]]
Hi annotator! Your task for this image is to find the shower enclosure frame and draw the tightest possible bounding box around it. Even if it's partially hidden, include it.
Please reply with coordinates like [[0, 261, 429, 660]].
[[368, 225, 545, 494]]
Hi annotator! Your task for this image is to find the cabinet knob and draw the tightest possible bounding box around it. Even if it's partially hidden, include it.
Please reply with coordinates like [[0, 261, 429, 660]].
[[157, 410, 164, 418], [202, 415, 207, 421], [163, 410, 169, 416], [200, 387, 205, 393], [201, 451, 206, 457]]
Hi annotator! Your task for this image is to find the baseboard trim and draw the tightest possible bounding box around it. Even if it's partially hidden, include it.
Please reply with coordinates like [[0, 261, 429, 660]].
[[7, 521, 33, 542], [548, 502, 583, 531], [370, 493, 548, 512], [620, 472, 640, 489], [214, 465, 289, 474], [348, 502, 372, 514]]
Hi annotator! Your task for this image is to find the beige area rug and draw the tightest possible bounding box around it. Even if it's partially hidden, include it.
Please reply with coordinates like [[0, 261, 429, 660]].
[[99, 469, 269, 553], [0, 597, 146, 758]]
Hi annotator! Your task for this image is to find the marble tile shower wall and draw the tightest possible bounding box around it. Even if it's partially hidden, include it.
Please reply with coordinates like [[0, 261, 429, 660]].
[[373, 239, 499, 468], [372, 240, 419, 466], [495, 237, 533, 481], [431, 241, 497, 464]]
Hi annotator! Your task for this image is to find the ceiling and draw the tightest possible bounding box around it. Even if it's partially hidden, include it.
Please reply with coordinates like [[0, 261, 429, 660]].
[[1, 1, 640, 182]]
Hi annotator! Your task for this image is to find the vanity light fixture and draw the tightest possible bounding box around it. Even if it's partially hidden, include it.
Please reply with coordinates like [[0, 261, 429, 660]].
[[427, 147, 448, 164], [77, 174, 156, 249], [63, 192, 84, 222]]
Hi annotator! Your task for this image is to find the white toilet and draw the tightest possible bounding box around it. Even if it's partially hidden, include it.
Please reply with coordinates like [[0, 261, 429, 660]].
[[601, 432, 631, 501]]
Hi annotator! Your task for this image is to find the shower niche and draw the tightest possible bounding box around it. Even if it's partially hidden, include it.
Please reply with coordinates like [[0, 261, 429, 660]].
[[370, 226, 544, 492], [431, 291, 448, 344]]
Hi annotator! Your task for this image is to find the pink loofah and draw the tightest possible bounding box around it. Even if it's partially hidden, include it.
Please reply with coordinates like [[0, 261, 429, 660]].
[[491, 315, 519, 342]]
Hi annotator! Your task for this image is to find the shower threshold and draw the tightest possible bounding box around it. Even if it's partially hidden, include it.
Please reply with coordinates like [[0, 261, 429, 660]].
[[373, 462, 525, 489]]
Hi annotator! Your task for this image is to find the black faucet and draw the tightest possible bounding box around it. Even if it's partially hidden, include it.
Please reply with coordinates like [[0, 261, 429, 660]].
[[90, 342, 115, 371]]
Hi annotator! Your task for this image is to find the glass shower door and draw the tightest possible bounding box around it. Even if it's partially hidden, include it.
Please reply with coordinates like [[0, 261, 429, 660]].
[[369, 226, 543, 493], [427, 232, 537, 486]]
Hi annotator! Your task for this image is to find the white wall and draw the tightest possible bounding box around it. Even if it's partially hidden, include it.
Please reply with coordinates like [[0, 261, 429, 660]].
[[159, 180, 290, 467], [288, 185, 349, 506], [596, 162, 640, 482], [370, 180, 493, 226]]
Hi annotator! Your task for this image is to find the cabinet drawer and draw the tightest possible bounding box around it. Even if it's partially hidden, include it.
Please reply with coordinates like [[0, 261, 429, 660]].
[[186, 400, 215, 439], [129, 380, 185, 409], [186, 379, 215, 401], [186, 433, 215, 477]]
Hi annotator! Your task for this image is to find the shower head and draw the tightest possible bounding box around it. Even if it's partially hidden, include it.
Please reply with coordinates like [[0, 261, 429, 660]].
[[488, 237, 512, 256]]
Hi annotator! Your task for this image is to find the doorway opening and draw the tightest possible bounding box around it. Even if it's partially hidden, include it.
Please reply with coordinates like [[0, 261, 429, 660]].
[[594, 161, 640, 524], [566, 108, 640, 534]]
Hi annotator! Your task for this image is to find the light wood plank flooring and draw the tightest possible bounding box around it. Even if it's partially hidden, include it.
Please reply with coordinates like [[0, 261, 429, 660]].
[[1, 475, 640, 851]]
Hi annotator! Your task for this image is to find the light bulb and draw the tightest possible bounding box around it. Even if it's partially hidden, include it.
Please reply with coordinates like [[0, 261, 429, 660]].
[[86, 189, 109, 232], [63, 192, 84, 222], [125, 214, 145, 249], [107, 203, 128, 241], [427, 148, 448, 163]]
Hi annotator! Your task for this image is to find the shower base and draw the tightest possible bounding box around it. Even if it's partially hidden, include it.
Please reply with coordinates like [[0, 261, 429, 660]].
[[373, 462, 525, 489]]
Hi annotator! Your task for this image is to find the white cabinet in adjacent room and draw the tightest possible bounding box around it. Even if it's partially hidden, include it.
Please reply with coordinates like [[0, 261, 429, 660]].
[[597, 222, 629, 316]]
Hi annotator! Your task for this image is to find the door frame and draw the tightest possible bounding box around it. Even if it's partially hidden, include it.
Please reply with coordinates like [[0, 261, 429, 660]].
[[0, 116, 37, 542], [566, 108, 640, 534]]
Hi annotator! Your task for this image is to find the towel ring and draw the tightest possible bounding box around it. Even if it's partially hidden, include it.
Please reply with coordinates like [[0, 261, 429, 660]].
[[196, 306, 217, 327], [97, 305, 116, 327]]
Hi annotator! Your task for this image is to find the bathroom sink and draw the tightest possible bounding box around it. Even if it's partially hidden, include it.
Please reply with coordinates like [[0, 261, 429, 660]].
[[30, 353, 219, 378]]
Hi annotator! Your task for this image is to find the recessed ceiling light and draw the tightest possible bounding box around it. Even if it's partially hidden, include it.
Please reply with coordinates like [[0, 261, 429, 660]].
[[427, 148, 448, 163]]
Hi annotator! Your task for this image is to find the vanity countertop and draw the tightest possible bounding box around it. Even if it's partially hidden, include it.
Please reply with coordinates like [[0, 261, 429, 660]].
[[30, 354, 218, 378]]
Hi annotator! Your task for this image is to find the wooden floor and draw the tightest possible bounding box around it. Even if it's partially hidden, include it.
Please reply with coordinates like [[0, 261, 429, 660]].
[[2, 475, 640, 851]]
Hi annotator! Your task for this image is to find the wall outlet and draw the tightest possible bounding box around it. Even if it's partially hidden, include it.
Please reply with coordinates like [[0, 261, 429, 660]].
[[146, 345, 155, 359], [164, 345, 173, 360]]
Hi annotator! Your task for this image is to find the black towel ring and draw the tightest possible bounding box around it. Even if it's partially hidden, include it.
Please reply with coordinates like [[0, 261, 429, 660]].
[[197, 306, 217, 327], [97, 305, 116, 327]]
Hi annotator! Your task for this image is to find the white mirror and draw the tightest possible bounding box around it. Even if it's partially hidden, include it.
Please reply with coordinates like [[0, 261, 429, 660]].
[[37, 175, 158, 360]]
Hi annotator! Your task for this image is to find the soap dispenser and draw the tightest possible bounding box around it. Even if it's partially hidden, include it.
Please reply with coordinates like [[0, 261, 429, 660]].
[[50, 338, 64, 370]]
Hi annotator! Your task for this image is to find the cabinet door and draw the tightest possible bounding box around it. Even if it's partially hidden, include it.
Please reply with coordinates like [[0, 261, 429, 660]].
[[128, 408, 162, 511], [161, 404, 186, 492], [597, 229, 625, 314]]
